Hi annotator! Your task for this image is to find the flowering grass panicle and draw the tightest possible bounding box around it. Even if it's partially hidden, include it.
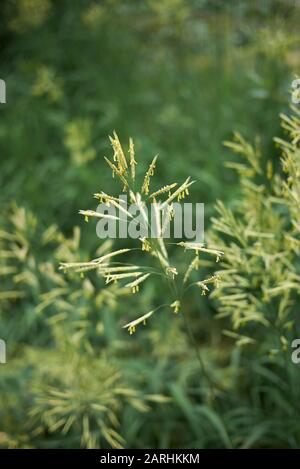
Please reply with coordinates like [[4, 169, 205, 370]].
[[60, 134, 223, 334]]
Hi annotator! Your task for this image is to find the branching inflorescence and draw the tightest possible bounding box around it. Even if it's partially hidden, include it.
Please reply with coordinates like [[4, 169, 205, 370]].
[[60, 132, 223, 334]]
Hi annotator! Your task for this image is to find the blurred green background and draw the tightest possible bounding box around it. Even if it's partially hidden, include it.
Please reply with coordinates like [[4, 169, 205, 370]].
[[0, 0, 300, 449]]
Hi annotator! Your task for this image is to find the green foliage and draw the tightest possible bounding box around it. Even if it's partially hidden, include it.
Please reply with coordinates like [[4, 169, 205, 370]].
[[210, 107, 300, 447], [30, 354, 151, 449], [1, 0, 300, 450], [211, 107, 300, 345], [2, 0, 299, 224], [0, 207, 170, 448]]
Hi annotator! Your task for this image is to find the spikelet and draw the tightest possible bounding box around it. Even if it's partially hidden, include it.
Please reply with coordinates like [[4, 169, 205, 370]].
[[152, 249, 169, 269], [0, 266, 17, 276], [129, 138, 137, 182], [177, 186, 189, 201], [224, 132, 262, 175], [59, 251, 130, 273], [104, 271, 143, 284], [161, 204, 174, 237], [161, 177, 195, 208], [79, 209, 120, 222], [109, 131, 128, 173], [91, 248, 132, 264], [134, 193, 149, 229], [141, 155, 158, 195], [140, 237, 151, 252], [178, 242, 224, 262], [104, 157, 128, 190], [166, 266, 178, 279], [123, 310, 154, 334], [178, 241, 205, 250], [94, 192, 122, 204], [124, 273, 150, 293], [198, 282, 210, 295], [98, 265, 141, 274], [152, 200, 161, 236], [59, 260, 103, 273], [0, 229, 18, 241], [183, 254, 200, 284], [170, 300, 180, 314], [0, 291, 26, 300], [151, 202, 169, 260], [279, 110, 300, 145], [196, 274, 221, 295], [94, 193, 133, 219], [149, 183, 177, 200], [129, 190, 137, 204]]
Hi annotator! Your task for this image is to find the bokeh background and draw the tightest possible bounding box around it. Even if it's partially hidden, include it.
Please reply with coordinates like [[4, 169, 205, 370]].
[[1, 0, 300, 449]]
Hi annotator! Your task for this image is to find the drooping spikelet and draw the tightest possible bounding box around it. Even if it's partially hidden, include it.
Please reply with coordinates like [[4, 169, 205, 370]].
[[124, 273, 151, 293], [123, 310, 154, 334], [104, 157, 128, 190], [109, 131, 128, 174], [178, 242, 224, 262]]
